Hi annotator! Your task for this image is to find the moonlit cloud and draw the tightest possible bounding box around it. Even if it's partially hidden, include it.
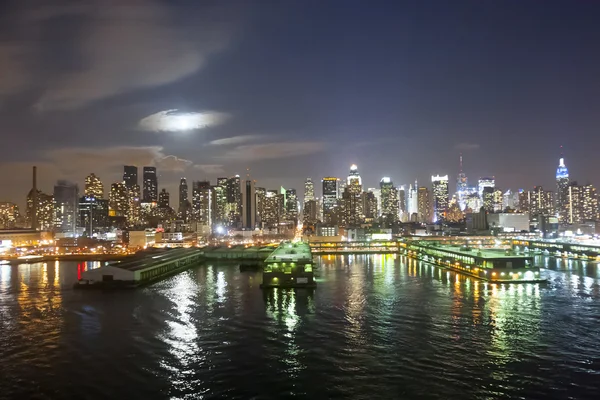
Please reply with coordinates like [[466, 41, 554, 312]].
[[207, 135, 265, 146], [138, 109, 230, 132]]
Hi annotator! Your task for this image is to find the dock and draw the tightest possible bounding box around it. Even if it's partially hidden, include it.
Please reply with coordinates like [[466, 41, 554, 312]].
[[76, 248, 203, 289], [261, 241, 315, 288], [401, 239, 545, 283]]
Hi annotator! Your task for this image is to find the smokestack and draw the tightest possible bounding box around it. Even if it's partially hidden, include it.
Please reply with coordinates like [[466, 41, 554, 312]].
[[32, 166, 38, 230]]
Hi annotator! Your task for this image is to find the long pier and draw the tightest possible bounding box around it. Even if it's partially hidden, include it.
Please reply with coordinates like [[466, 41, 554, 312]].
[[76, 248, 203, 289]]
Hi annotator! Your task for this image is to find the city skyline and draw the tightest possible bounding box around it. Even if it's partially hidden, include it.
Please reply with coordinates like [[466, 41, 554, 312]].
[[1, 2, 600, 208]]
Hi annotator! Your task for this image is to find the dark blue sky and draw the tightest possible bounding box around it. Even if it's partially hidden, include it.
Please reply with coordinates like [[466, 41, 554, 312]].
[[1, 0, 599, 207]]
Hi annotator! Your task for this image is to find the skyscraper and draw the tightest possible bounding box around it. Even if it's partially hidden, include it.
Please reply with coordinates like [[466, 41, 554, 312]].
[[322, 177, 339, 223], [255, 187, 266, 226], [482, 186, 494, 212], [363, 191, 378, 221], [84, 173, 104, 198], [143, 167, 158, 202], [211, 178, 228, 226], [568, 182, 582, 224], [123, 165, 138, 189], [431, 175, 449, 223], [226, 175, 242, 227], [398, 186, 406, 221], [478, 177, 495, 198], [54, 180, 79, 234], [192, 181, 211, 226], [380, 177, 398, 222], [26, 189, 53, 230], [344, 165, 363, 225], [109, 182, 129, 216], [242, 180, 256, 229], [179, 178, 188, 212], [556, 157, 570, 223], [285, 188, 298, 222], [158, 188, 170, 208], [417, 187, 431, 223], [407, 182, 419, 222], [581, 184, 598, 221], [304, 178, 315, 203], [79, 196, 109, 236], [456, 154, 468, 209]]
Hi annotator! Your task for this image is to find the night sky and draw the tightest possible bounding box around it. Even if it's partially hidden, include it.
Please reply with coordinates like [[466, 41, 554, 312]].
[[1, 0, 600, 209]]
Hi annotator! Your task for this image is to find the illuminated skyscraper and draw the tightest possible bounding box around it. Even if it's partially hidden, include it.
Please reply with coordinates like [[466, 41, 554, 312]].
[[78, 196, 109, 236], [407, 182, 419, 221], [344, 165, 363, 225], [242, 180, 256, 229], [158, 188, 170, 208], [84, 173, 104, 198], [568, 183, 582, 224], [347, 164, 362, 186], [478, 177, 495, 198], [528, 186, 554, 216], [431, 175, 449, 223], [226, 175, 241, 227], [179, 177, 188, 212], [285, 188, 299, 222], [456, 154, 468, 209], [192, 181, 211, 226], [398, 186, 406, 221], [380, 177, 398, 222], [123, 165, 138, 189], [304, 178, 315, 203], [417, 187, 431, 223], [363, 191, 378, 221], [581, 184, 598, 221], [0, 202, 19, 229], [109, 182, 129, 216], [255, 187, 266, 226], [482, 186, 494, 212], [26, 190, 54, 230], [556, 157, 570, 223], [322, 177, 339, 223], [54, 180, 79, 234], [143, 166, 158, 202], [211, 179, 228, 226]]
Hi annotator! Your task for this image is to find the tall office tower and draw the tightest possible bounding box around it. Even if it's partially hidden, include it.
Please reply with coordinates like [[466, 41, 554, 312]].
[[225, 175, 242, 226], [158, 188, 170, 208], [568, 183, 583, 224], [304, 178, 315, 203], [345, 165, 363, 224], [255, 187, 266, 226], [398, 186, 406, 221], [211, 178, 228, 226], [303, 199, 318, 224], [109, 182, 129, 216], [503, 189, 515, 210], [556, 157, 570, 223], [581, 184, 598, 221], [241, 180, 256, 229], [492, 189, 504, 212], [482, 186, 494, 212], [322, 177, 339, 223], [456, 154, 469, 209], [84, 173, 104, 198], [54, 180, 79, 234], [407, 182, 419, 222], [517, 189, 529, 213], [432, 175, 449, 223], [78, 196, 109, 236], [142, 166, 158, 202], [192, 181, 212, 226], [529, 186, 554, 216], [379, 177, 398, 222], [417, 186, 431, 223], [367, 188, 382, 218], [0, 202, 19, 229], [478, 177, 495, 198], [285, 188, 299, 222], [262, 190, 281, 229], [26, 190, 54, 230], [123, 165, 138, 189], [363, 191, 378, 221], [127, 184, 141, 226], [179, 178, 188, 213]]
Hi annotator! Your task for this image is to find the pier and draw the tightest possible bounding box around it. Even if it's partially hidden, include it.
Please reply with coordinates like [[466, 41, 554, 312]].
[[401, 239, 545, 283], [76, 248, 203, 288], [261, 242, 315, 288]]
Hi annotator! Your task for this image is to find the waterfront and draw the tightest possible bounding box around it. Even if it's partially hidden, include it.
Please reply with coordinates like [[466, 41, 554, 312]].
[[1, 256, 599, 399]]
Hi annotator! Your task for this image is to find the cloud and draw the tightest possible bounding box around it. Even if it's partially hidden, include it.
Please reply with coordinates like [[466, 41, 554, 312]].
[[207, 135, 264, 146], [138, 109, 230, 132], [220, 142, 326, 161], [454, 143, 480, 151], [193, 164, 226, 174], [0, 1, 236, 110]]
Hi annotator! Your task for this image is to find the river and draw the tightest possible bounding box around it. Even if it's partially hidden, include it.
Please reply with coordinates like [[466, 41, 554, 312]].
[[0, 255, 599, 399]]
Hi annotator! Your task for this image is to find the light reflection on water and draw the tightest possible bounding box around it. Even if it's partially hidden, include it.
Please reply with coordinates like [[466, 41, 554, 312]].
[[0, 256, 599, 399]]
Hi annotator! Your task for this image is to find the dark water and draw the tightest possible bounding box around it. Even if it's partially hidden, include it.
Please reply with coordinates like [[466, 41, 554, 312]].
[[1, 255, 600, 400]]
